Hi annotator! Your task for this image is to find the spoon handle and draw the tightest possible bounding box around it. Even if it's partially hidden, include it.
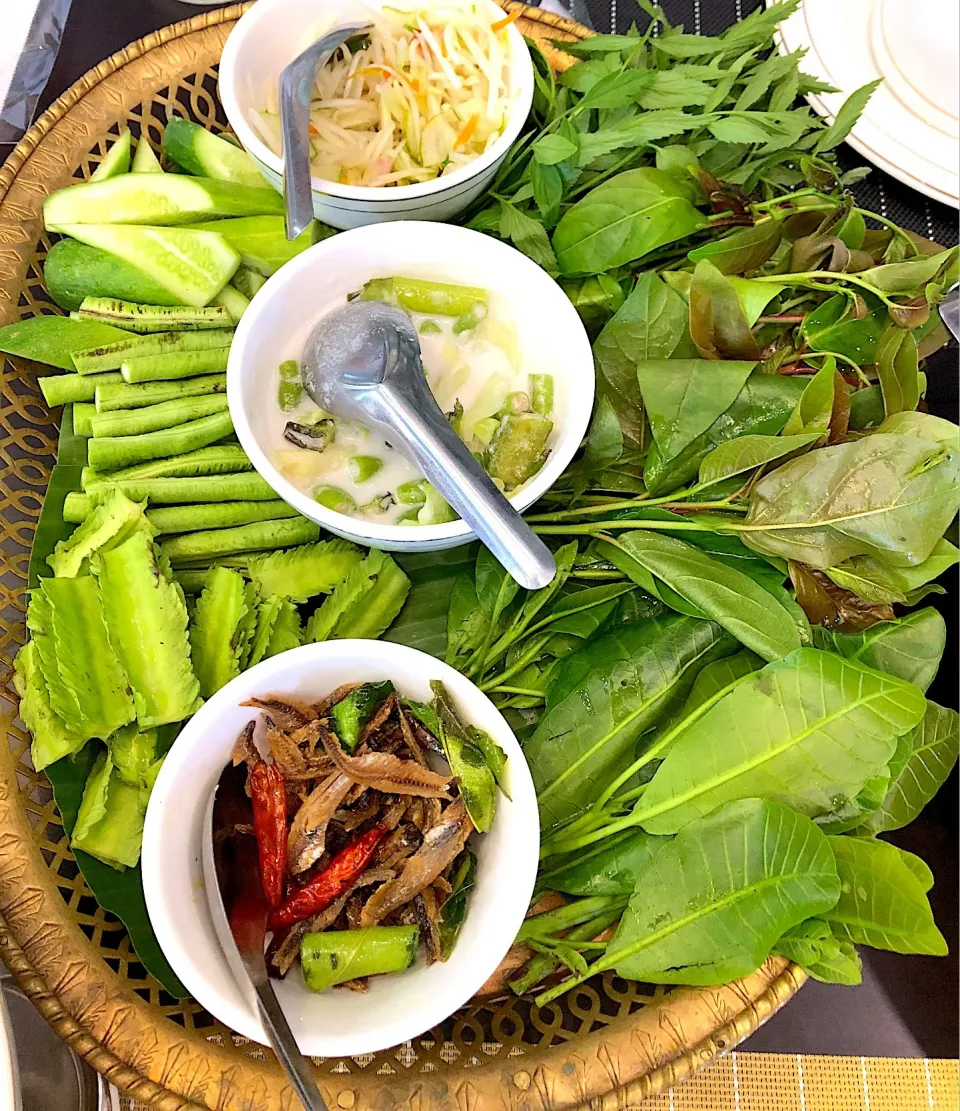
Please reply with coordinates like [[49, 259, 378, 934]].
[[254, 978, 329, 1111], [279, 24, 371, 240], [377, 384, 556, 589]]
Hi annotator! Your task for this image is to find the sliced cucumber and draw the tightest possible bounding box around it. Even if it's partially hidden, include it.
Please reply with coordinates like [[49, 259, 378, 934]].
[[188, 215, 325, 276], [162, 117, 265, 188], [90, 129, 132, 181], [131, 138, 164, 174], [44, 238, 182, 312], [231, 265, 266, 299], [44, 174, 283, 228], [52, 224, 240, 307], [211, 284, 249, 323]]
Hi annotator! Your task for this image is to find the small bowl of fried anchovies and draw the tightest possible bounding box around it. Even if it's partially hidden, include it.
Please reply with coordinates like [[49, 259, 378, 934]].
[[142, 640, 538, 1056]]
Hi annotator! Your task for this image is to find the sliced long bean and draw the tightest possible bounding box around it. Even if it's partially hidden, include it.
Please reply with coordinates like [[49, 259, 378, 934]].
[[77, 298, 230, 332], [160, 517, 321, 564], [120, 347, 230, 382], [74, 329, 233, 373], [39, 371, 123, 407], [82, 444, 251, 486], [358, 276, 487, 317], [90, 394, 229, 438], [87, 410, 233, 471], [82, 472, 276, 504], [146, 500, 298, 535], [95, 374, 227, 412]]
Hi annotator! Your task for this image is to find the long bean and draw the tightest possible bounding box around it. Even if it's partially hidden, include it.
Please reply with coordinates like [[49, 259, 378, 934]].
[[39, 371, 123, 407], [82, 444, 251, 486], [87, 410, 233, 471], [90, 394, 229, 438], [147, 500, 299, 535], [95, 374, 226, 412], [73, 403, 96, 437], [160, 517, 321, 564], [77, 298, 230, 332], [120, 348, 230, 382], [75, 329, 233, 373], [82, 472, 276, 504]]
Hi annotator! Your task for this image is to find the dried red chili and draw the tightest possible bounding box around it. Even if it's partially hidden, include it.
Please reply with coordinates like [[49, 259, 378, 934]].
[[250, 761, 287, 910], [268, 823, 387, 930]]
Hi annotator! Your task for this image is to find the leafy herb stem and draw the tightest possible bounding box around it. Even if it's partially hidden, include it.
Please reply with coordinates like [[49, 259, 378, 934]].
[[569, 569, 626, 581], [804, 349, 872, 386], [488, 685, 544, 697], [853, 208, 919, 255], [533, 519, 743, 537], [750, 270, 900, 308], [477, 635, 551, 692]]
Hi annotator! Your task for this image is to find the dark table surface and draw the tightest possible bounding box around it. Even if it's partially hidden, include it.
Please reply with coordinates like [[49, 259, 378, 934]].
[[4, 0, 958, 1063]]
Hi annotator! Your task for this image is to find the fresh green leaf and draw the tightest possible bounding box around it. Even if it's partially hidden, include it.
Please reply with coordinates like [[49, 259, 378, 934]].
[[636, 358, 756, 462], [689, 259, 761, 360], [823, 836, 947, 955], [814, 79, 881, 153], [775, 918, 863, 984], [812, 608, 946, 694], [862, 701, 959, 834], [599, 531, 801, 662], [688, 219, 783, 275], [644, 374, 806, 494], [781, 357, 835, 438], [583, 395, 624, 471], [577, 111, 703, 164], [802, 293, 887, 364], [532, 134, 579, 165], [699, 432, 818, 485], [537, 828, 662, 898], [634, 648, 926, 835], [605, 798, 839, 985], [528, 614, 734, 830], [594, 272, 688, 445], [499, 202, 559, 273], [553, 168, 706, 275], [741, 431, 959, 568], [856, 247, 958, 294], [824, 540, 959, 605], [875, 324, 921, 417]]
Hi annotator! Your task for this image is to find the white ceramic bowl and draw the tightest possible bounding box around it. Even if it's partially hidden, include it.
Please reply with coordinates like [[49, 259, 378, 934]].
[[218, 0, 534, 228], [228, 220, 595, 553], [142, 640, 539, 1057]]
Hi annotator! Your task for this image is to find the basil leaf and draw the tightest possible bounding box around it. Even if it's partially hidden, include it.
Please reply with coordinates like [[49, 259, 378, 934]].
[[862, 701, 960, 834], [607, 798, 839, 985], [528, 614, 734, 830], [812, 607, 946, 693], [823, 837, 947, 955], [593, 272, 687, 445], [741, 431, 960, 568], [553, 168, 706, 275], [637, 358, 756, 462], [599, 531, 801, 662], [876, 324, 922, 417], [634, 648, 926, 835]]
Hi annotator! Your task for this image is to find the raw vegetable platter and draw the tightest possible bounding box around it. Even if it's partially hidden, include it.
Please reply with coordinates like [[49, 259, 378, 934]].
[[0, 3, 956, 1110]]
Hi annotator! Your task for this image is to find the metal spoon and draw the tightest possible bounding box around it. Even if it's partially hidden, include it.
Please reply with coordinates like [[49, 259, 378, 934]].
[[301, 300, 557, 590], [207, 761, 328, 1111], [279, 23, 372, 240]]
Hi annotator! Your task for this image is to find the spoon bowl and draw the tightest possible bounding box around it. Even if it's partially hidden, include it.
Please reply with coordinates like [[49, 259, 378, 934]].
[[301, 300, 556, 589]]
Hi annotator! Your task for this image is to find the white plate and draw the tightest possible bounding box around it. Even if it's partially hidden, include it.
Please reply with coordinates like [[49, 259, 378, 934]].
[[774, 0, 960, 207]]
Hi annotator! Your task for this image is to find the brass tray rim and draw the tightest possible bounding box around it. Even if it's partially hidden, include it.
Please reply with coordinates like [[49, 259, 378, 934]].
[[0, 4, 807, 1107]]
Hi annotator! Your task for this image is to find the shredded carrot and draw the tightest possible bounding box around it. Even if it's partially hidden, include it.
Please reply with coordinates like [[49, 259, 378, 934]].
[[308, 122, 319, 135], [455, 113, 480, 149], [491, 9, 521, 32], [354, 65, 392, 79]]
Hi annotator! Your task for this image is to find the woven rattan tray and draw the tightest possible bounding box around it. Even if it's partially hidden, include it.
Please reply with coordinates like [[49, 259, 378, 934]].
[[0, 5, 804, 1107]]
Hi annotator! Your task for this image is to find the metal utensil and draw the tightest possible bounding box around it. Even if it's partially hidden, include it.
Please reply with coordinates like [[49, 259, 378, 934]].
[[209, 762, 328, 1111], [938, 286, 960, 342], [301, 300, 557, 590], [279, 23, 372, 240]]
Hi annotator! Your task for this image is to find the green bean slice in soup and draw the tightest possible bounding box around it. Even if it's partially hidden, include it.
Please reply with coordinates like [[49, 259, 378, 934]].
[[269, 277, 557, 524]]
